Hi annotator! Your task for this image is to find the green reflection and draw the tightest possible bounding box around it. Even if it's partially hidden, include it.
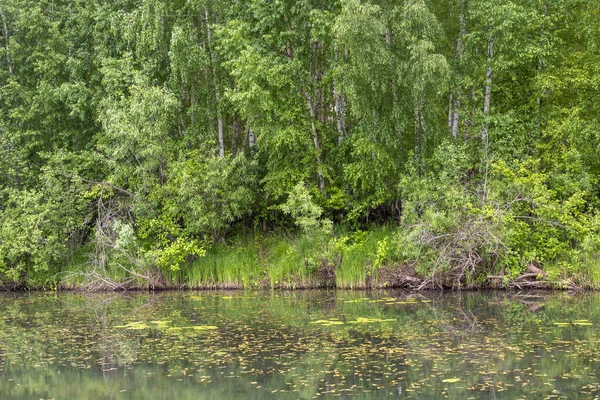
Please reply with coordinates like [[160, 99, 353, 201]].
[[0, 291, 599, 399]]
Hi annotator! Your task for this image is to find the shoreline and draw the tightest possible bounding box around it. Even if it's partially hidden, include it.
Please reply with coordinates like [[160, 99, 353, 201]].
[[0, 273, 587, 292], [2, 228, 595, 293]]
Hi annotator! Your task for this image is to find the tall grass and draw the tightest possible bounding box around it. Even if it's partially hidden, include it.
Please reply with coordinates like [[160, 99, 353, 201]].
[[184, 243, 260, 288], [53, 227, 399, 290], [179, 234, 317, 288], [265, 239, 307, 288], [336, 227, 393, 289]]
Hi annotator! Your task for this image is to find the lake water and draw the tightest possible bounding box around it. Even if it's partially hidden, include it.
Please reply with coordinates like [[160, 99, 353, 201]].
[[0, 290, 599, 399]]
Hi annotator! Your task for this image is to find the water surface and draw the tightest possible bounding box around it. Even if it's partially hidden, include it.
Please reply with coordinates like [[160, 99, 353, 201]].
[[1, 290, 599, 399]]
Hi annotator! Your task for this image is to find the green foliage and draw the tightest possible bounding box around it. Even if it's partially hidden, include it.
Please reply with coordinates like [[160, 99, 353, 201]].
[[0, 168, 87, 284], [0, 0, 599, 289], [172, 153, 256, 240], [151, 237, 205, 273], [281, 183, 332, 238], [489, 155, 597, 279], [281, 182, 337, 275]]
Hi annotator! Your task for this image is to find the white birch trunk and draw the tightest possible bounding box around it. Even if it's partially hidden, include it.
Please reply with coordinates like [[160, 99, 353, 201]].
[[0, 6, 12, 75], [414, 97, 427, 175], [386, 24, 400, 141], [448, 92, 453, 129], [451, 95, 461, 139], [305, 93, 324, 190], [334, 85, 346, 144], [481, 38, 494, 200], [482, 38, 494, 146], [535, 3, 547, 145], [217, 117, 224, 157], [205, 8, 224, 157], [248, 127, 255, 150], [451, 7, 465, 139]]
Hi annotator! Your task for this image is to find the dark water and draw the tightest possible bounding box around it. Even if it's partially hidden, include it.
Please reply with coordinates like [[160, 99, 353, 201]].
[[0, 290, 599, 399]]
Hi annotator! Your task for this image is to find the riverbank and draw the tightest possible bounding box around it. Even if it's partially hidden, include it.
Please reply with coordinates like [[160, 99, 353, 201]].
[[2, 227, 596, 292]]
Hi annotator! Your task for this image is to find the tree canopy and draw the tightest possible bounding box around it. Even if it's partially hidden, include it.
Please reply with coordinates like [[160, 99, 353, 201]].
[[0, 0, 598, 288]]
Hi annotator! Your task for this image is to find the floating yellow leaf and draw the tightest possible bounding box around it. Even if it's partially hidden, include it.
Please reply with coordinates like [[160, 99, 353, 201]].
[[442, 378, 461, 383], [348, 317, 395, 324], [114, 322, 150, 330], [193, 325, 218, 330]]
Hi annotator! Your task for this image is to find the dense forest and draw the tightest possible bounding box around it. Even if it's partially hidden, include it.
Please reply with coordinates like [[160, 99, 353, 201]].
[[0, 0, 599, 290]]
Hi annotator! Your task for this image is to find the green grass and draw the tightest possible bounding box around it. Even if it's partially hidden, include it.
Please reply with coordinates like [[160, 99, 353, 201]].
[[336, 227, 393, 289], [42, 224, 600, 291], [177, 234, 318, 289], [265, 238, 306, 288], [577, 257, 600, 289], [47, 227, 400, 290], [185, 244, 261, 288]]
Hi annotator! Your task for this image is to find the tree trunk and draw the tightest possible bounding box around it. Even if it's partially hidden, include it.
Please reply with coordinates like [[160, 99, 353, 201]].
[[334, 85, 346, 144], [448, 92, 453, 129], [451, 94, 461, 139], [333, 48, 347, 144], [248, 127, 255, 151], [414, 97, 427, 175], [535, 2, 547, 148], [0, 6, 12, 75], [482, 38, 494, 147], [385, 24, 400, 141], [305, 93, 324, 190], [205, 8, 224, 157], [481, 38, 494, 201], [451, 5, 465, 139], [231, 115, 240, 155], [535, 56, 543, 148], [218, 117, 224, 157]]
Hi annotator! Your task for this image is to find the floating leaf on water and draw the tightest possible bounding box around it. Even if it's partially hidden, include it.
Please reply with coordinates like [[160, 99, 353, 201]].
[[192, 325, 218, 330], [114, 322, 150, 330], [554, 321, 593, 327], [150, 320, 172, 326], [310, 320, 344, 326], [442, 378, 461, 383], [348, 317, 395, 324]]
